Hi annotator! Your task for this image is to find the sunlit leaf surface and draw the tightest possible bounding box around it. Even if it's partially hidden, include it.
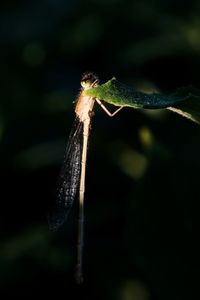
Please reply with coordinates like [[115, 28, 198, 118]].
[[85, 79, 200, 123]]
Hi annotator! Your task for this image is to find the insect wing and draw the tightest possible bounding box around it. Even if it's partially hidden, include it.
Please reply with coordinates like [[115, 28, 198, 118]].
[[48, 117, 83, 231]]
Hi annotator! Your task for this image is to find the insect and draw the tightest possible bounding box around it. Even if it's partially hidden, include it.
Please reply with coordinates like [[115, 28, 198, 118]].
[[48, 72, 122, 283]]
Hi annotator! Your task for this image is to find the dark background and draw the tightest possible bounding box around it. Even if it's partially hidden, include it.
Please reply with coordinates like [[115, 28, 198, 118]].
[[0, 0, 200, 298]]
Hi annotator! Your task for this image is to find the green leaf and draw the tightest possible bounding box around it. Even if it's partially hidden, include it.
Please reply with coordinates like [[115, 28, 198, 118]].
[[84, 79, 200, 124], [167, 87, 200, 124]]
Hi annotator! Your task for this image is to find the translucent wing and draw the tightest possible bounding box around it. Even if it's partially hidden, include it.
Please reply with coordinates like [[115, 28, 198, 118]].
[[48, 117, 83, 231]]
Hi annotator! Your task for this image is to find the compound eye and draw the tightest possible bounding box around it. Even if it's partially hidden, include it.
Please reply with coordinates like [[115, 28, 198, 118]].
[[81, 80, 86, 87], [81, 80, 91, 89]]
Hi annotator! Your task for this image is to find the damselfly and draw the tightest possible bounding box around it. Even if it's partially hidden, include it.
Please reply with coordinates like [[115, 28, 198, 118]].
[[48, 72, 122, 283]]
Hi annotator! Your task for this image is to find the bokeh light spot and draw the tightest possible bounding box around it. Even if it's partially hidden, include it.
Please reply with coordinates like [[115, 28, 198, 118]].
[[120, 280, 150, 300], [139, 126, 154, 149], [43, 91, 69, 112], [22, 43, 45, 67], [119, 146, 148, 180]]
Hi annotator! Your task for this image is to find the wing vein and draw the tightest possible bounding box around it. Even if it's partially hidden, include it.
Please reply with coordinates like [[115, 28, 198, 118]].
[[48, 117, 83, 231]]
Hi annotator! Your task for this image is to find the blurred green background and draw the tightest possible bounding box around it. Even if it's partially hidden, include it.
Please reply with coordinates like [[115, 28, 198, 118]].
[[0, 0, 200, 298]]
